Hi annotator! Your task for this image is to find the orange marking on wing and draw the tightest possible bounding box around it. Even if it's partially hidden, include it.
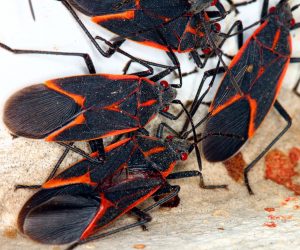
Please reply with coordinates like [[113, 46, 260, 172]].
[[90, 152, 99, 158], [92, 10, 135, 23], [100, 74, 140, 81], [137, 40, 192, 53], [45, 113, 86, 141], [105, 138, 132, 153], [143, 146, 166, 157], [161, 161, 177, 178], [185, 24, 197, 35], [257, 66, 265, 78], [246, 95, 257, 138], [272, 29, 281, 51], [140, 77, 156, 86], [103, 103, 121, 112], [137, 40, 170, 51], [80, 193, 115, 240], [138, 99, 157, 107], [203, 12, 210, 22], [81, 185, 161, 239], [135, 0, 140, 9], [46, 80, 85, 107], [43, 171, 97, 189], [210, 94, 242, 116]]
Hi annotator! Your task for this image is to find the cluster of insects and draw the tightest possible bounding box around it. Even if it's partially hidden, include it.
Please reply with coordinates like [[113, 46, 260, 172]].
[[1, 0, 300, 249]]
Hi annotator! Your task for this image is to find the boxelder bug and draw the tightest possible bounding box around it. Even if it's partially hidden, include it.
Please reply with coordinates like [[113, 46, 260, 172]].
[[184, 0, 300, 194], [50, 0, 253, 91], [17, 109, 206, 249], [1, 38, 187, 160], [3, 73, 176, 142]]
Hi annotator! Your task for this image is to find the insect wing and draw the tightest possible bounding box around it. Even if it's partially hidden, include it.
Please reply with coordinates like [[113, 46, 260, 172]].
[[203, 15, 291, 162], [18, 186, 99, 244]]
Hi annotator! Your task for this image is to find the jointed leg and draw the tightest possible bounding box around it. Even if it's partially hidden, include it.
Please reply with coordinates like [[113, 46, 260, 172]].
[[15, 143, 74, 190], [180, 62, 225, 134], [66, 207, 152, 250], [0, 43, 96, 74], [60, 0, 154, 76], [67, 184, 180, 250]]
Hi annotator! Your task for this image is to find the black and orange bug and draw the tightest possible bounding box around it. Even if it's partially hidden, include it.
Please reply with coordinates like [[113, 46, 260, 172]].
[[184, 0, 300, 194], [17, 109, 206, 249], [3, 73, 177, 142], [1, 37, 185, 161], [47, 0, 255, 91]]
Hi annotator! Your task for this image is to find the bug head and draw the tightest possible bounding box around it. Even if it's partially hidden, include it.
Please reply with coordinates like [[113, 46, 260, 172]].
[[269, 1, 294, 29], [165, 135, 190, 161], [159, 80, 177, 112]]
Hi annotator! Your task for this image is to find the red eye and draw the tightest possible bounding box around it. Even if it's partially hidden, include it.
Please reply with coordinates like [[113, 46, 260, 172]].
[[214, 23, 221, 32], [181, 152, 188, 161], [269, 7, 276, 13], [166, 135, 174, 141], [162, 106, 169, 112], [290, 18, 296, 27], [202, 48, 212, 55], [211, 0, 218, 6], [160, 80, 169, 88]]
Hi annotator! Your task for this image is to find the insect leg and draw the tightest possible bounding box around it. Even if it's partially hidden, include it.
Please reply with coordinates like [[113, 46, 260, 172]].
[[292, 77, 300, 97], [291, 3, 300, 31], [56, 142, 102, 164], [66, 208, 152, 250], [261, 0, 269, 20], [0, 42, 96, 74], [156, 123, 181, 139], [149, 67, 177, 82], [123, 59, 172, 76], [60, 1, 154, 76], [15, 143, 74, 190], [190, 18, 243, 70], [67, 186, 179, 250], [290, 58, 300, 96], [180, 63, 225, 134], [218, 20, 244, 52], [244, 100, 292, 194], [224, 0, 257, 15], [167, 171, 200, 180]]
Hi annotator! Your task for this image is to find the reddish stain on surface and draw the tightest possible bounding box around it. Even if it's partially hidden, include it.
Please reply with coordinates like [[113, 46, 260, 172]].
[[265, 148, 300, 194], [294, 205, 300, 210], [289, 147, 300, 165], [263, 196, 299, 228], [3, 227, 17, 239], [268, 215, 293, 221], [281, 197, 299, 206], [223, 152, 246, 182], [264, 207, 275, 212], [264, 222, 277, 228], [133, 244, 146, 249]]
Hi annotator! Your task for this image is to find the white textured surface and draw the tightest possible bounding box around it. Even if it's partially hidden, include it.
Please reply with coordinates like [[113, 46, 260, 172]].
[[0, 0, 300, 250]]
